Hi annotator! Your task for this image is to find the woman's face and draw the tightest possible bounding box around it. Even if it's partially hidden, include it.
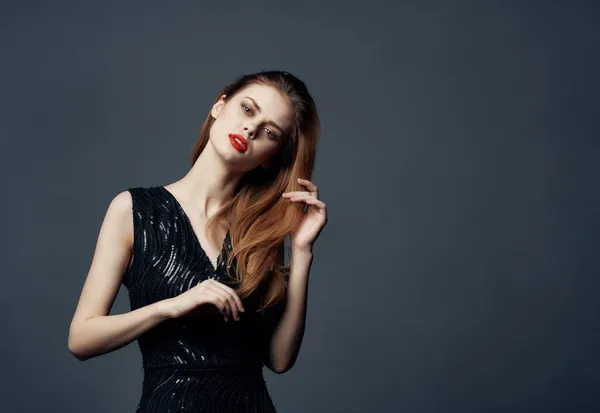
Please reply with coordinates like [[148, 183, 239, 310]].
[[209, 83, 293, 172]]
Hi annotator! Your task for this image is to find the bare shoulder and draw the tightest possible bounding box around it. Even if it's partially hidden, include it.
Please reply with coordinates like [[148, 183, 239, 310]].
[[68, 190, 136, 327], [109, 190, 133, 215], [106, 190, 134, 228], [95, 190, 135, 250]]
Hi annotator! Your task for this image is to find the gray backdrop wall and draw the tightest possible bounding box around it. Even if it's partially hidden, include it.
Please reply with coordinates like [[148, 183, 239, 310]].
[[2, 0, 599, 412]]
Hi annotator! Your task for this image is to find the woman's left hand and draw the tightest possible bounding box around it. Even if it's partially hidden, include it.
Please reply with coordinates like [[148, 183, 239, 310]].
[[282, 178, 327, 252]]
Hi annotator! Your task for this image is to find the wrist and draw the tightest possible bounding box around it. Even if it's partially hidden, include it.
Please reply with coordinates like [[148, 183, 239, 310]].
[[155, 299, 177, 319], [291, 247, 314, 265], [291, 244, 313, 255]]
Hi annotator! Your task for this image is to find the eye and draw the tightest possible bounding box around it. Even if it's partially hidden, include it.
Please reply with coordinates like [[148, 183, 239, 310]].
[[241, 103, 252, 114], [264, 128, 278, 140]]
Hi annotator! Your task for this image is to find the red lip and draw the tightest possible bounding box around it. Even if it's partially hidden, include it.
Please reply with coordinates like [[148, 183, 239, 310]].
[[228, 134, 247, 152]]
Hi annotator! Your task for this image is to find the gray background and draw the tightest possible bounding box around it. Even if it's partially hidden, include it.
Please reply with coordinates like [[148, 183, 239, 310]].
[[2, 0, 599, 412]]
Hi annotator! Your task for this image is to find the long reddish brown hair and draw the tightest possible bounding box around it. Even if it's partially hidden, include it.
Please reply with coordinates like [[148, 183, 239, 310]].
[[191, 70, 320, 312]]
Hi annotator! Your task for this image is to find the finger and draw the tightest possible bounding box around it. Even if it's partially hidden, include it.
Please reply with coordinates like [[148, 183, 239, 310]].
[[289, 196, 326, 209], [205, 294, 229, 320], [204, 284, 236, 321], [207, 286, 237, 321], [209, 280, 244, 316], [207, 281, 242, 320], [209, 280, 244, 315], [282, 191, 312, 198], [297, 178, 318, 197]]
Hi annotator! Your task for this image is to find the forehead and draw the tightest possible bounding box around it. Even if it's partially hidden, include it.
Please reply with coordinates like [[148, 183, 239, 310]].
[[234, 84, 293, 132]]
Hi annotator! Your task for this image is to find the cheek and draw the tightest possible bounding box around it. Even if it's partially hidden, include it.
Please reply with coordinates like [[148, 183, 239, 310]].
[[214, 108, 241, 132], [210, 115, 227, 138], [254, 142, 280, 160], [208, 122, 218, 141]]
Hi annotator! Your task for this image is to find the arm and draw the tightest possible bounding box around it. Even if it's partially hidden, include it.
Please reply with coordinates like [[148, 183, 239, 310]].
[[263, 247, 313, 374], [68, 191, 175, 361], [265, 177, 327, 374]]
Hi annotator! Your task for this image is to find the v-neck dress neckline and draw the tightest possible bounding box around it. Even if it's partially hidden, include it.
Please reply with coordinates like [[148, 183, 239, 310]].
[[158, 186, 229, 274], [121, 186, 278, 413]]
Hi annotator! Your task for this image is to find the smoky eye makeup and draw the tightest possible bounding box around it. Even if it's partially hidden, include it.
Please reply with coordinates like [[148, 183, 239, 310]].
[[265, 128, 278, 140], [241, 100, 281, 140], [241, 102, 252, 113]]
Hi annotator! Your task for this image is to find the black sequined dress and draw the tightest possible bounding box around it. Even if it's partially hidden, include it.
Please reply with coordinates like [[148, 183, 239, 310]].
[[122, 186, 280, 413]]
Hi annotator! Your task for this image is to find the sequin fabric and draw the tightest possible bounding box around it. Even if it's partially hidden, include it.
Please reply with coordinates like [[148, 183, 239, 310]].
[[122, 186, 279, 413]]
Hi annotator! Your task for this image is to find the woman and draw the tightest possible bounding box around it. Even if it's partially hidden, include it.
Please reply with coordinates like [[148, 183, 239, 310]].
[[68, 70, 327, 412]]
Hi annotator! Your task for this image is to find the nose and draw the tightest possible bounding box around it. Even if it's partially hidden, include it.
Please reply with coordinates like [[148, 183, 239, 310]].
[[243, 126, 256, 140]]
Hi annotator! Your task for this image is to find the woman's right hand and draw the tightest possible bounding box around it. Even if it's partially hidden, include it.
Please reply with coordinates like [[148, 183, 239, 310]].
[[166, 279, 245, 322]]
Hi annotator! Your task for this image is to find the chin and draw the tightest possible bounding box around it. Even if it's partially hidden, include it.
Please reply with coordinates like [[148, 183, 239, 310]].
[[214, 145, 252, 172]]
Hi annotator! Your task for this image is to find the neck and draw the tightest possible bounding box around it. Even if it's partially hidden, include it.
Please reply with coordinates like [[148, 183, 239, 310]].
[[174, 142, 244, 218]]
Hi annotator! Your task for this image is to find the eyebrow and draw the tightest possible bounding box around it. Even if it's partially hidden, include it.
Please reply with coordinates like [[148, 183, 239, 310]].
[[244, 96, 284, 134]]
